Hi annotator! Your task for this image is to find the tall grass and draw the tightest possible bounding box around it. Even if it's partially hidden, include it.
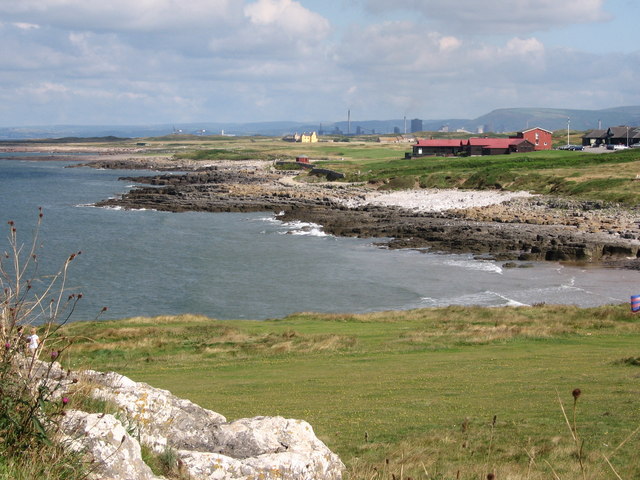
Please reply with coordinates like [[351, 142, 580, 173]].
[[0, 212, 88, 479]]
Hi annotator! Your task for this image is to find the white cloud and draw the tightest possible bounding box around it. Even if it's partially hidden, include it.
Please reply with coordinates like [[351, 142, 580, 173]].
[[0, 0, 238, 32], [210, 0, 331, 60], [338, 22, 465, 75], [363, 0, 609, 34], [438, 36, 461, 52], [244, 0, 329, 36], [0, 0, 637, 126], [330, 17, 640, 119], [13, 22, 40, 30]]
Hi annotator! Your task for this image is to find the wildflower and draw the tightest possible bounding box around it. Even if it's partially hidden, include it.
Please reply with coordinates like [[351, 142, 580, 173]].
[[572, 388, 581, 400], [4, 342, 10, 350], [50, 350, 59, 360], [62, 397, 69, 405]]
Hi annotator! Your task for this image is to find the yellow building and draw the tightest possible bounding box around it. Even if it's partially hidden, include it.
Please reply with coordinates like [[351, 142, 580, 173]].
[[300, 132, 318, 143]]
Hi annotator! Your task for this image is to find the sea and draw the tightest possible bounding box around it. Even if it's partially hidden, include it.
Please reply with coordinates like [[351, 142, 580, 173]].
[[1, 153, 639, 322]]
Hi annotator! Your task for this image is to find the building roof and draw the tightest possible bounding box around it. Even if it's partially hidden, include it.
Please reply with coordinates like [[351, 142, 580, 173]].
[[520, 127, 553, 134], [414, 137, 531, 149], [466, 138, 528, 148], [415, 139, 464, 147], [582, 129, 609, 139], [583, 126, 640, 140]]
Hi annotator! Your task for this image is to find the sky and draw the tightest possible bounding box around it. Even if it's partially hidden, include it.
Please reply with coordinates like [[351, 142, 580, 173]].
[[0, 0, 638, 126]]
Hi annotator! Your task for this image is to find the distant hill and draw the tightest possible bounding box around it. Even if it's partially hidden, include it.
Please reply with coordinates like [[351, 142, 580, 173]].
[[470, 106, 640, 132], [1, 107, 639, 140]]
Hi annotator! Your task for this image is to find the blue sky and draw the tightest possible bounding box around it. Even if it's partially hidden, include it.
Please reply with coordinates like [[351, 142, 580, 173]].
[[0, 0, 638, 126]]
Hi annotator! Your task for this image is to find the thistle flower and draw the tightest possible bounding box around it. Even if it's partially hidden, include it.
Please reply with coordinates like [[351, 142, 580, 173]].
[[50, 350, 59, 360], [62, 397, 69, 405], [572, 388, 581, 400], [4, 342, 10, 350]]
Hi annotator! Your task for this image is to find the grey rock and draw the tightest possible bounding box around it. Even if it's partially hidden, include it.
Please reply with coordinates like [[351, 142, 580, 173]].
[[59, 410, 163, 480], [81, 369, 227, 452]]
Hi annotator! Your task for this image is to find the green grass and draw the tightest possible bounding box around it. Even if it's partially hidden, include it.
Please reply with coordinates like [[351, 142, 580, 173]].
[[32, 131, 640, 205], [58, 305, 640, 479], [317, 148, 640, 205]]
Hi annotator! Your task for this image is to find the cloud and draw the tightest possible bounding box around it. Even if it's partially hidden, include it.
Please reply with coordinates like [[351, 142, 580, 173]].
[[13, 22, 40, 30], [210, 0, 331, 60], [362, 0, 609, 34], [330, 17, 640, 119], [337, 22, 465, 75], [0, 0, 637, 126], [244, 0, 330, 36], [0, 0, 238, 32]]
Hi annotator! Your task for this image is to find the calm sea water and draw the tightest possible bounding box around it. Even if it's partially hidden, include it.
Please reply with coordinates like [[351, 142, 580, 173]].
[[1, 154, 639, 321]]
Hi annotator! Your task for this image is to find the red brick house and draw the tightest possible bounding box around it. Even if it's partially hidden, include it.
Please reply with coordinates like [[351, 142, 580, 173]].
[[510, 127, 552, 150]]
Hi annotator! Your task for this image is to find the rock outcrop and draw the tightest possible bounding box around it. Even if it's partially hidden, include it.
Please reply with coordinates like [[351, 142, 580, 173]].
[[91, 162, 640, 266], [27, 360, 344, 480], [60, 410, 164, 480]]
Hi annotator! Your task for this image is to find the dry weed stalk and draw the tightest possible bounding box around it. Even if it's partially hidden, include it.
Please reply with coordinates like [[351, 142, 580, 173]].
[[0, 212, 92, 477]]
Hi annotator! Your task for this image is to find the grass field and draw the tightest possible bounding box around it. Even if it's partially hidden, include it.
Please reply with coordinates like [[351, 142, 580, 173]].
[[44, 131, 640, 205], [134, 133, 640, 205], [58, 304, 640, 479]]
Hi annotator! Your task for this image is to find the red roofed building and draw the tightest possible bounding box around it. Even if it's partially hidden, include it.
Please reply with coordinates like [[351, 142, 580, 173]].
[[412, 139, 465, 156], [411, 137, 535, 157], [510, 127, 553, 150], [466, 138, 535, 155]]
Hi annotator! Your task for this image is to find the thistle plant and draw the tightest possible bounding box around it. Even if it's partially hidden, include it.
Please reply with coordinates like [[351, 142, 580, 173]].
[[0, 210, 85, 474]]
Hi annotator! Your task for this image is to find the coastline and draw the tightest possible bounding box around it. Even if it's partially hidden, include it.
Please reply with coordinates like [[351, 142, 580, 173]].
[[81, 155, 640, 269], [3, 146, 639, 269]]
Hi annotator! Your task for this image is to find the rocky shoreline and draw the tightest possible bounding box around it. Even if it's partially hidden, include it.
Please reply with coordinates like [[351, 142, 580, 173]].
[[91, 158, 640, 268]]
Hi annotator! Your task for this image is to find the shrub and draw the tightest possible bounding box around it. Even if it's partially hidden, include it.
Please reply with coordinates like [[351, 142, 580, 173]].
[[0, 211, 87, 478]]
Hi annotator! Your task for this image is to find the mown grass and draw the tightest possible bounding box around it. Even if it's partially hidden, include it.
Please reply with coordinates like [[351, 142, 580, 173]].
[[58, 304, 640, 479]]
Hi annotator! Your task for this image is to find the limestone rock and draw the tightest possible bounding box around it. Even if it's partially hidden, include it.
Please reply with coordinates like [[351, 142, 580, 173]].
[[179, 449, 343, 480], [59, 410, 163, 480], [211, 416, 329, 458], [21, 361, 344, 480], [81, 369, 227, 452], [78, 370, 344, 479]]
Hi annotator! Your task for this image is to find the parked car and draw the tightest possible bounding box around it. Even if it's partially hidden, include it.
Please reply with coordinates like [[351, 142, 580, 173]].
[[613, 144, 629, 150], [567, 145, 583, 151], [630, 143, 640, 148]]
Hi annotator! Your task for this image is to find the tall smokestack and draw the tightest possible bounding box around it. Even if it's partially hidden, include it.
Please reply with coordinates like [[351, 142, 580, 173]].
[[348, 109, 351, 135]]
